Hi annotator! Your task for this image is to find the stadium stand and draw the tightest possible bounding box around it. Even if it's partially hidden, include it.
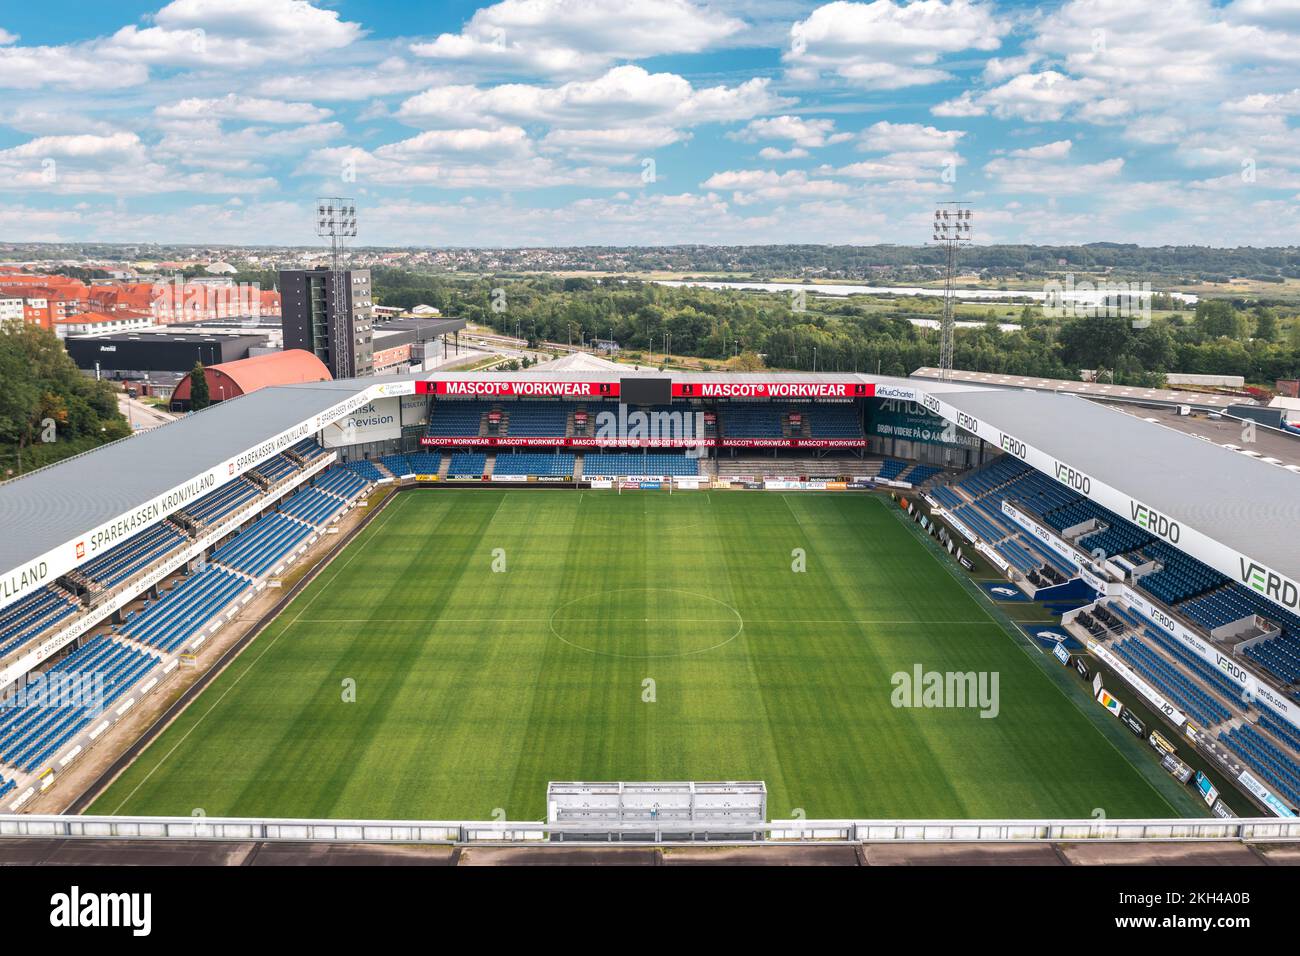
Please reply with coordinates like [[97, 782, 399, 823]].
[[494, 453, 576, 477], [715, 456, 860, 478], [280, 489, 343, 527], [502, 403, 570, 436], [877, 459, 910, 481], [1136, 620, 1249, 705], [901, 463, 943, 484], [930, 485, 964, 510], [584, 453, 701, 477], [994, 468, 1077, 515], [379, 454, 413, 477], [212, 513, 312, 576], [427, 401, 490, 436], [1112, 636, 1232, 728], [1136, 542, 1227, 605], [405, 452, 443, 475], [1177, 582, 1300, 685], [287, 437, 329, 465], [251, 454, 298, 484], [314, 467, 369, 501], [1219, 723, 1300, 808], [806, 404, 864, 438], [0, 586, 79, 657], [341, 460, 384, 483], [70, 522, 186, 591], [721, 404, 783, 437], [447, 453, 487, 476], [118, 567, 247, 653], [0, 636, 157, 773], [1261, 708, 1300, 753], [181, 479, 261, 526]]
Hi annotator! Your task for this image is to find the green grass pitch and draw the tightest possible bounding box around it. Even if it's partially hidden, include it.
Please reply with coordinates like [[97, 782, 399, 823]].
[[92, 490, 1182, 821]]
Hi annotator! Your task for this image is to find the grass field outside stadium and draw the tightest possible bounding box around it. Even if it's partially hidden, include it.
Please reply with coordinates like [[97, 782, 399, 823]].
[[92, 490, 1201, 822]]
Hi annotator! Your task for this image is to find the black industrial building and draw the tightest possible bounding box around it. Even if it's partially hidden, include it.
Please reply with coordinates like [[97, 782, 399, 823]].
[[65, 331, 267, 380], [279, 268, 374, 379]]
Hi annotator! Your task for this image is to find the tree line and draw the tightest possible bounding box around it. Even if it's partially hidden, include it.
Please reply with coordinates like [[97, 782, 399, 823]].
[[0, 322, 130, 478], [372, 272, 1300, 386]]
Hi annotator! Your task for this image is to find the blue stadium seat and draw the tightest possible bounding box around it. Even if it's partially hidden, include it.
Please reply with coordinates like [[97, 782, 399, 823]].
[[0, 636, 158, 772], [75, 522, 186, 590], [0, 586, 79, 657], [447, 453, 487, 476], [212, 513, 313, 575], [119, 567, 248, 653], [494, 453, 576, 477], [584, 453, 701, 477], [183, 479, 261, 525]]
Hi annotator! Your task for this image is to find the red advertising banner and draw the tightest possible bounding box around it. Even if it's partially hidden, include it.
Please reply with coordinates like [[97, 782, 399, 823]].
[[419, 380, 618, 397], [416, 379, 874, 399], [674, 381, 873, 399], [421, 436, 865, 448], [421, 436, 712, 448], [719, 438, 868, 448]]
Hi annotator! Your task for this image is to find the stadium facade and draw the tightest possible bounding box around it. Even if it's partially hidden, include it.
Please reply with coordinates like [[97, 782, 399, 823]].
[[1, 365, 1299, 822]]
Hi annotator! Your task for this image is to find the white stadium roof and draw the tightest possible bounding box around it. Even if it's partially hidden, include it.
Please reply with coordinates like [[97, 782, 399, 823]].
[[1, 367, 1297, 616]]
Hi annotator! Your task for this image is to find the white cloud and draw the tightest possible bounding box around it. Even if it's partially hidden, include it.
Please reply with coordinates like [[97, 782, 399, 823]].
[[154, 120, 343, 172], [0, 45, 149, 90], [977, 71, 1104, 121], [300, 143, 639, 190], [103, 0, 363, 68], [376, 126, 533, 159], [785, 0, 1009, 89], [256, 59, 448, 101], [0, 132, 145, 160], [734, 115, 853, 149], [1007, 140, 1072, 159], [700, 168, 851, 204], [155, 94, 332, 124], [0, 131, 278, 194], [983, 154, 1124, 193], [411, 0, 744, 77], [1225, 89, 1300, 114], [541, 126, 690, 162], [859, 121, 964, 152], [0, 107, 118, 136], [931, 90, 986, 117], [982, 52, 1038, 83], [396, 66, 790, 129]]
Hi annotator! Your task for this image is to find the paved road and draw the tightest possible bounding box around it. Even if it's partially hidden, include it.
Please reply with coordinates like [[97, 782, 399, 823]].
[[117, 393, 176, 431]]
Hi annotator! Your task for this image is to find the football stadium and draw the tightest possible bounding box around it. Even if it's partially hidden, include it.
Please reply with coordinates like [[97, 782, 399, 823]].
[[2, 359, 1299, 859]]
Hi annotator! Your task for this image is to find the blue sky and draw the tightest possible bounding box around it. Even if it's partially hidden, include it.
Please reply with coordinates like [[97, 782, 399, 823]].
[[1, 0, 1298, 247]]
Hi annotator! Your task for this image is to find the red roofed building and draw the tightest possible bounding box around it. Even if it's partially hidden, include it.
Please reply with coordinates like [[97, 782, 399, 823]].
[[168, 349, 332, 410], [53, 310, 154, 337]]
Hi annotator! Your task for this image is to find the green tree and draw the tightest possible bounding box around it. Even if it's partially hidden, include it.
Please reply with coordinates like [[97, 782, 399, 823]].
[[0, 321, 128, 475], [1193, 300, 1246, 340], [1253, 306, 1279, 342], [189, 361, 210, 410]]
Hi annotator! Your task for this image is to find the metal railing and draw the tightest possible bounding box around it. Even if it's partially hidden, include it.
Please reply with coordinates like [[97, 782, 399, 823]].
[[2, 814, 1299, 845]]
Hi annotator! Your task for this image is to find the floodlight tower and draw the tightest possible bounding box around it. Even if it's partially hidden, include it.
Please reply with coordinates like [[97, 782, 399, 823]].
[[316, 197, 358, 376], [931, 202, 973, 381]]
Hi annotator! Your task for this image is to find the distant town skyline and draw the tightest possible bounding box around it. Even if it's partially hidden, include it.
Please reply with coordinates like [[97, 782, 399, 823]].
[[2, 0, 1298, 248]]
